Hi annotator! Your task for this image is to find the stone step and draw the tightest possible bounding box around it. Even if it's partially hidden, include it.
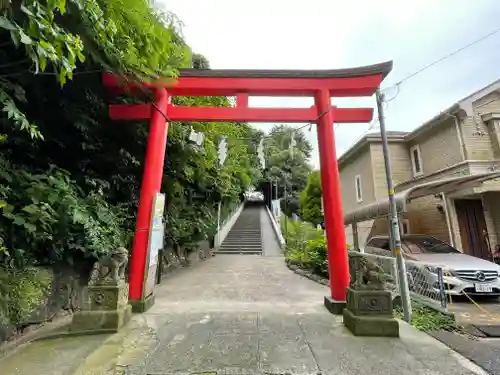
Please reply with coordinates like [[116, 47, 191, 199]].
[[223, 240, 261, 244], [219, 244, 262, 250], [220, 246, 263, 251], [213, 249, 262, 255], [224, 236, 261, 239], [226, 231, 260, 234], [229, 229, 261, 232]]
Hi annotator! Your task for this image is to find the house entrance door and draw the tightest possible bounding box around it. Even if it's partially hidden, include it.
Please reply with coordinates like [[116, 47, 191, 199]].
[[455, 199, 492, 260]]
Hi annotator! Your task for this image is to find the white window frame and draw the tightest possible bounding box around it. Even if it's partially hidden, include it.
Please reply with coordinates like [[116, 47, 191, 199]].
[[401, 219, 410, 235], [410, 144, 423, 177], [354, 174, 363, 203]]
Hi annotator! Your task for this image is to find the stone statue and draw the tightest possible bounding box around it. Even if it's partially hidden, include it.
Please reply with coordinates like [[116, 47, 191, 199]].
[[345, 252, 399, 337], [89, 247, 129, 285], [349, 253, 392, 291], [71, 246, 132, 333]]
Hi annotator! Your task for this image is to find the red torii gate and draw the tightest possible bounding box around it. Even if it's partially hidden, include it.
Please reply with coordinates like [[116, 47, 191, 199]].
[[103, 61, 392, 313]]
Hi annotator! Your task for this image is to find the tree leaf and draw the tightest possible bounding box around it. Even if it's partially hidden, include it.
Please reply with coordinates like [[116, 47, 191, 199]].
[[23, 223, 37, 233], [18, 29, 33, 45], [2, 204, 14, 215], [0, 16, 16, 31]]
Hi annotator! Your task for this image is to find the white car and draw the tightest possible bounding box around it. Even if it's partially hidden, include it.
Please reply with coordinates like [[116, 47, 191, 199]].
[[365, 235, 500, 297]]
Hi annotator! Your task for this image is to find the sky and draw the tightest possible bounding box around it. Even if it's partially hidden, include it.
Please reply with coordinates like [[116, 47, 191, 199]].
[[160, 0, 500, 169]]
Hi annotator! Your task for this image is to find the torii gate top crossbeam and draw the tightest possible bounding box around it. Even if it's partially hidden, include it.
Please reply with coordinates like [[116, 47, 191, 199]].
[[103, 61, 392, 97]]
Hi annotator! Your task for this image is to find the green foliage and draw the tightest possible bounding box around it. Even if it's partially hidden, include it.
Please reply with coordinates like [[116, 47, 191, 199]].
[[257, 125, 312, 217], [281, 216, 329, 277], [395, 303, 460, 333], [300, 170, 323, 226], [192, 53, 210, 69], [282, 216, 352, 277], [0, 0, 188, 138], [0, 0, 260, 338], [0, 266, 51, 326], [0, 157, 129, 266]]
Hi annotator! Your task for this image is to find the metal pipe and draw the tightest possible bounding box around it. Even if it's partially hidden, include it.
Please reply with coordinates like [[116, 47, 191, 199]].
[[284, 173, 288, 239], [216, 201, 222, 247], [441, 193, 455, 247], [376, 89, 412, 323], [352, 223, 360, 251], [454, 115, 467, 161]]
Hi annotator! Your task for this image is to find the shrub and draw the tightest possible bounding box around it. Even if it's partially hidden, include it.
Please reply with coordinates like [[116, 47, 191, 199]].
[[0, 266, 51, 327], [281, 215, 351, 278]]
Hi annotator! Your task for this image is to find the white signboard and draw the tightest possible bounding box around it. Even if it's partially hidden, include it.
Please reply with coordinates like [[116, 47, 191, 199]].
[[218, 136, 228, 165], [257, 138, 265, 169], [143, 192, 165, 299]]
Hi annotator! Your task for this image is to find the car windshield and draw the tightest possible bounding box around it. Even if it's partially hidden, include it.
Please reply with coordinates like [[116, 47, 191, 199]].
[[404, 237, 460, 254]]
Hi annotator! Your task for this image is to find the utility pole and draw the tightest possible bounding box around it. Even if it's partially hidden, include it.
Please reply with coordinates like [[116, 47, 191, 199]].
[[275, 177, 278, 202], [284, 172, 288, 240], [375, 89, 412, 323]]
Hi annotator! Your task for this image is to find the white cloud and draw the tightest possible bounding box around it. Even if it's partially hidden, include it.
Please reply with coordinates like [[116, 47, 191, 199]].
[[161, 0, 500, 169]]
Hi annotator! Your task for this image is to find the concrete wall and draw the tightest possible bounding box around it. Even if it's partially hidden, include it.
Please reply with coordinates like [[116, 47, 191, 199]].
[[463, 92, 500, 160], [265, 204, 286, 249], [407, 118, 463, 178], [370, 142, 412, 200], [339, 144, 375, 213], [214, 202, 245, 248]]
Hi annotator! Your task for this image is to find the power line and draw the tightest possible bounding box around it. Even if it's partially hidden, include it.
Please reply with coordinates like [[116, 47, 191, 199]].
[[385, 25, 500, 92], [345, 25, 500, 147]]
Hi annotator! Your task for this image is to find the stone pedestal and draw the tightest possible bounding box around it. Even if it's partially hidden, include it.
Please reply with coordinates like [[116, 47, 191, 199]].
[[70, 282, 132, 333], [343, 288, 399, 337], [324, 296, 346, 315]]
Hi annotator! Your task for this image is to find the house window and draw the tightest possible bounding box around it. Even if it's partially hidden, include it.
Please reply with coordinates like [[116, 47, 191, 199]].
[[410, 145, 423, 176], [355, 174, 363, 203], [401, 219, 410, 235]]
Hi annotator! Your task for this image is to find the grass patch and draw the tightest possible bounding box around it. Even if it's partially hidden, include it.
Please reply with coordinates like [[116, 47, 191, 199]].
[[395, 303, 461, 333]]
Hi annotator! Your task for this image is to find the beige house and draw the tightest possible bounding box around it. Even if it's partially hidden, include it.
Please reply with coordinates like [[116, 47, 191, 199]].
[[340, 79, 500, 260]]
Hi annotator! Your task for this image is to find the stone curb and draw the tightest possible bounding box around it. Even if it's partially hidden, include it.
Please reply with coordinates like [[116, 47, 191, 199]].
[[285, 260, 329, 286], [0, 314, 74, 360]]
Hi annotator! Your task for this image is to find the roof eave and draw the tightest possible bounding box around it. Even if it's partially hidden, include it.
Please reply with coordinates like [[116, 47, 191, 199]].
[[404, 103, 462, 142], [338, 134, 407, 167]]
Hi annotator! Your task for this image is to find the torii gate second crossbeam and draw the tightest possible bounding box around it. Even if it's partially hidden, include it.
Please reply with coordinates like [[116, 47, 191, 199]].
[[103, 61, 393, 313]]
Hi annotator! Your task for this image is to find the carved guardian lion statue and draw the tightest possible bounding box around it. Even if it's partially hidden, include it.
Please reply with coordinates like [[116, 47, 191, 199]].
[[89, 247, 129, 285]]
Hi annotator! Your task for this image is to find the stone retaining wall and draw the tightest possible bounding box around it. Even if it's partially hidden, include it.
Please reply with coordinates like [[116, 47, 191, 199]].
[[0, 264, 90, 344], [1, 241, 213, 345]]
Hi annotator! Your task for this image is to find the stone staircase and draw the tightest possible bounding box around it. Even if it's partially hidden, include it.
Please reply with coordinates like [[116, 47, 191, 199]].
[[215, 203, 262, 255]]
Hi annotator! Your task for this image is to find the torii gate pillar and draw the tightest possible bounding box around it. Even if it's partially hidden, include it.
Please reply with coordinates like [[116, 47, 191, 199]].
[[315, 90, 349, 313]]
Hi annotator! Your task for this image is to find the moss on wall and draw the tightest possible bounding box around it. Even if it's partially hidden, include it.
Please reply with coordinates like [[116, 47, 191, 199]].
[[0, 267, 52, 328]]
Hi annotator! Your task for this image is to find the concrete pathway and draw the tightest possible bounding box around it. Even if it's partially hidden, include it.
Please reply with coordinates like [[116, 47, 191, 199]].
[[115, 255, 487, 375], [0, 255, 491, 375]]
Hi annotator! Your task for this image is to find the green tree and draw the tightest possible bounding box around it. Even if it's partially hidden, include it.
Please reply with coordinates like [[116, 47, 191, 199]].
[[258, 125, 312, 216], [192, 53, 210, 69], [0, 0, 259, 266], [300, 170, 323, 226], [0, 0, 188, 139]]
